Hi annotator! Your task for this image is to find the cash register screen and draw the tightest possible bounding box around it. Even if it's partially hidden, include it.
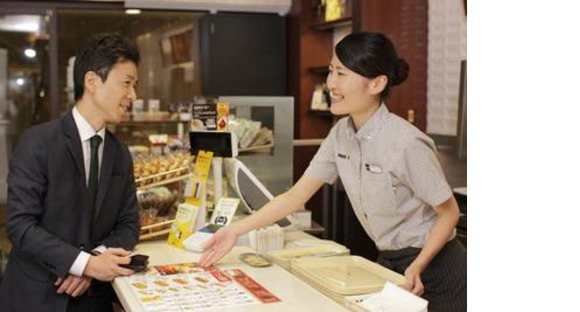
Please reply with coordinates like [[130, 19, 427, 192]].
[[189, 131, 234, 157], [225, 158, 291, 227]]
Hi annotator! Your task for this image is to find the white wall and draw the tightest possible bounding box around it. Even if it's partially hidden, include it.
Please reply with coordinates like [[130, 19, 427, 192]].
[[427, 0, 467, 135]]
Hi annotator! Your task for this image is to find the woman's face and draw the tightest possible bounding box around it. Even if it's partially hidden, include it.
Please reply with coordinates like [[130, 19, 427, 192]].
[[326, 54, 378, 116]]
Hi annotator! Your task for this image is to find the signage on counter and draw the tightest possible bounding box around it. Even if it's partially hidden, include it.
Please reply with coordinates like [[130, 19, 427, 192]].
[[191, 101, 229, 131], [168, 150, 213, 249]]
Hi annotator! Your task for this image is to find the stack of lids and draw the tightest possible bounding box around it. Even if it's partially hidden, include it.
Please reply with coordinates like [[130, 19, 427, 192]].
[[265, 239, 350, 270], [291, 255, 407, 304]]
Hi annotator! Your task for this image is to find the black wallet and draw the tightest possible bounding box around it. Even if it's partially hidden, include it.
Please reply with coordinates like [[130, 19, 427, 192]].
[[120, 254, 149, 272]]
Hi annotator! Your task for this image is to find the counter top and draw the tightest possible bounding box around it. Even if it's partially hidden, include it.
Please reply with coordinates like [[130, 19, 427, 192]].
[[112, 230, 348, 312]]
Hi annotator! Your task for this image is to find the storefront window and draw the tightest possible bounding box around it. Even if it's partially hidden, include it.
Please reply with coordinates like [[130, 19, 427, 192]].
[[1, 12, 53, 270], [57, 9, 204, 113], [0, 13, 50, 150]]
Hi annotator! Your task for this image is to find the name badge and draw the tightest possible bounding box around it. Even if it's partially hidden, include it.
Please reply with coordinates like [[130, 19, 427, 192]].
[[364, 163, 383, 174]]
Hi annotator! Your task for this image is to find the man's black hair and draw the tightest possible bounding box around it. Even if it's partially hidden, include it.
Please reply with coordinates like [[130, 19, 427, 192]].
[[73, 33, 140, 101]]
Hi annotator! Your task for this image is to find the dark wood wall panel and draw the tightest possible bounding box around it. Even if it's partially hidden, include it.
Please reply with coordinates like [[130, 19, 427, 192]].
[[288, 0, 336, 140], [297, 0, 334, 139], [355, 0, 428, 131]]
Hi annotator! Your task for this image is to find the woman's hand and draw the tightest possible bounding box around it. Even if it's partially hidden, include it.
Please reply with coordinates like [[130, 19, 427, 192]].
[[403, 262, 425, 296], [199, 226, 239, 267]]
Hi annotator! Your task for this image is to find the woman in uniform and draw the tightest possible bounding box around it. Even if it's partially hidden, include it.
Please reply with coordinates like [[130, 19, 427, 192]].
[[200, 32, 467, 311]]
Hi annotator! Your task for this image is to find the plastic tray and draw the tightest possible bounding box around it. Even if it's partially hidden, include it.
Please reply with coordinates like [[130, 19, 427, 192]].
[[292, 255, 406, 295], [265, 244, 349, 270]]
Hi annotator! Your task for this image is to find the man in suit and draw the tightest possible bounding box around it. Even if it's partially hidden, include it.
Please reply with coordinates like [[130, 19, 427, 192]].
[[0, 33, 141, 311]]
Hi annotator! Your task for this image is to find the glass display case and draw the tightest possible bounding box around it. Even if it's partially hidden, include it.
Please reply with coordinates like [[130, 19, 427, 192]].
[[106, 96, 294, 240], [110, 96, 294, 196], [219, 96, 294, 196]]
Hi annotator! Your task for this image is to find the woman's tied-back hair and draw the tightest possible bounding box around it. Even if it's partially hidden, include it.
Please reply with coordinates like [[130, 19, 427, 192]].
[[335, 32, 409, 99], [73, 33, 140, 101]]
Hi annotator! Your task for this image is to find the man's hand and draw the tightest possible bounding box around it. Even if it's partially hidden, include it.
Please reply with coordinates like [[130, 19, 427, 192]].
[[83, 248, 133, 281], [55, 275, 92, 297]]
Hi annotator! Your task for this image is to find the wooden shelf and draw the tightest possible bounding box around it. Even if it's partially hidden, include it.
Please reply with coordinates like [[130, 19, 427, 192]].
[[309, 16, 352, 31], [139, 219, 175, 241], [136, 172, 191, 191], [239, 143, 274, 153], [118, 119, 189, 126], [140, 228, 172, 241]]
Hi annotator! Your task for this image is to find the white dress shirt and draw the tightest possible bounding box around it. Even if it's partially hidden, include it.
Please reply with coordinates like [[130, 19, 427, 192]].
[[69, 107, 107, 277]]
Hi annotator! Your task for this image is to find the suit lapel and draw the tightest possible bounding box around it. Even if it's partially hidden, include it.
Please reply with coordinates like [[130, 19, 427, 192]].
[[62, 112, 88, 200], [62, 112, 91, 247], [94, 131, 116, 222]]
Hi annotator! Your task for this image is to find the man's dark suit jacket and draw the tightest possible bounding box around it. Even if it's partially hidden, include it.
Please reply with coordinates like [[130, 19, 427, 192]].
[[0, 111, 140, 311]]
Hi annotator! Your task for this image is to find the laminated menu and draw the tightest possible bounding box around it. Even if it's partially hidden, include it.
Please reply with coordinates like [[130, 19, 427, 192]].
[[124, 262, 280, 312]]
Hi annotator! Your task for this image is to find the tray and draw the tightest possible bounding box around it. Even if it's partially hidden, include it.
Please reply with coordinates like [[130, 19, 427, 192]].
[[265, 244, 349, 270], [291, 255, 406, 295]]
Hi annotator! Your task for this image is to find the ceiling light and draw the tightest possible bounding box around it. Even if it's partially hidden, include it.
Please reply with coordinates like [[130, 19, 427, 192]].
[[24, 48, 36, 58], [0, 15, 41, 33], [16, 78, 24, 86], [125, 9, 142, 15]]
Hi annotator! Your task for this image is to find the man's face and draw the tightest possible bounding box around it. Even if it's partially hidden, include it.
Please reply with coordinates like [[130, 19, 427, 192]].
[[93, 61, 138, 124]]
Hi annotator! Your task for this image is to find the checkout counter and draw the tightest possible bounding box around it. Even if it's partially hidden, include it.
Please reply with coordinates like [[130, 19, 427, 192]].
[[113, 121, 413, 311]]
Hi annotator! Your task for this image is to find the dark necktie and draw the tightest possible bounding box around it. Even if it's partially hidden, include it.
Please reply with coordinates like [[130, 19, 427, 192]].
[[87, 135, 102, 242]]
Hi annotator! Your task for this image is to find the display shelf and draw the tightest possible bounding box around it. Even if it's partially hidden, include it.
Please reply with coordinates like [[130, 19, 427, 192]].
[[135, 169, 190, 191], [238, 143, 274, 153], [309, 16, 352, 31], [139, 219, 174, 241], [118, 119, 189, 125]]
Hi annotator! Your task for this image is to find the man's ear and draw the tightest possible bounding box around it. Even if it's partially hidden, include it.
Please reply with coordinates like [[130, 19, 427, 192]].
[[369, 75, 388, 96], [84, 71, 100, 95]]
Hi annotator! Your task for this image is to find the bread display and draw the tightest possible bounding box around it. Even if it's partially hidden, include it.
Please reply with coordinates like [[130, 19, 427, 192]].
[[137, 187, 177, 215], [133, 152, 191, 188]]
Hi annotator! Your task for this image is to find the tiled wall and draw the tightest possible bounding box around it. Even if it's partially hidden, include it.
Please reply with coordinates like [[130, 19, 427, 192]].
[[427, 0, 467, 135]]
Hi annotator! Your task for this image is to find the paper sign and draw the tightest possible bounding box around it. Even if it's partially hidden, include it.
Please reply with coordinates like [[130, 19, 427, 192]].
[[209, 197, 240, 226], [168, 150, 213, 249]]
